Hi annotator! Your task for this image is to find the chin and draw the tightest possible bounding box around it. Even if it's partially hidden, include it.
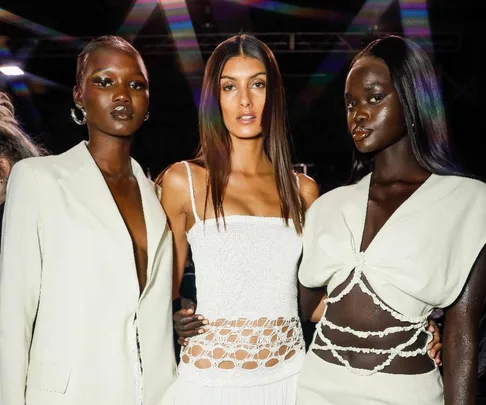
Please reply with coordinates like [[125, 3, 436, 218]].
[[230, 130, 263, 140], [110, 123, 142, 137], [353, 138, 377, 154]]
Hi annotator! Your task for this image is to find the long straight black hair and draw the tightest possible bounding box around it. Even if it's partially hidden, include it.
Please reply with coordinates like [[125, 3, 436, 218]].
[[348, 35, 464, 183]]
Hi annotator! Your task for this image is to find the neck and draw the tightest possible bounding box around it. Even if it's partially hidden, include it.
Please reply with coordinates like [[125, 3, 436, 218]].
[[229, 136, 272, 174], [372, 136, 430, 183], [87, 135, 133, 177]]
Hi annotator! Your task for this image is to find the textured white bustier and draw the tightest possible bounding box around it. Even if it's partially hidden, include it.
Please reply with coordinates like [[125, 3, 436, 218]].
[[178, 162, 305, 386], [299, 173, 486, 375]]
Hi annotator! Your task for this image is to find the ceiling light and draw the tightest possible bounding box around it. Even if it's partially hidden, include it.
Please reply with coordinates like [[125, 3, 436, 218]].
[[0, 66, 25, 76]]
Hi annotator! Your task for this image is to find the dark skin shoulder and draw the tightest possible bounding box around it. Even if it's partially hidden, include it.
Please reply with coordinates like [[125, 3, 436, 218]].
[[443, 244, 486, 404]]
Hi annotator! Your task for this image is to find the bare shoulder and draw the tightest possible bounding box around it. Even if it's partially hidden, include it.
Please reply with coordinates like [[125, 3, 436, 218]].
[[157, 161, 188, 190], [155, 161, 192, 210], [297, 173, 320, 209]]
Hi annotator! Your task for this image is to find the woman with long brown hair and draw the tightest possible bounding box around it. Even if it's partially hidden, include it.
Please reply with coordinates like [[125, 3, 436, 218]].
[[159, 33, 319, 404]]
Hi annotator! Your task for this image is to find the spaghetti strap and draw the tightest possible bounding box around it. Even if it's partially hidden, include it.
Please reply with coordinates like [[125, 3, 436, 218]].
[[182, 161, 201, 222]]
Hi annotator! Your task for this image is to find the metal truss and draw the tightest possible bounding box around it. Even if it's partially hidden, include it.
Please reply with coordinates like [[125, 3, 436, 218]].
[[11, 31, 463, 58]]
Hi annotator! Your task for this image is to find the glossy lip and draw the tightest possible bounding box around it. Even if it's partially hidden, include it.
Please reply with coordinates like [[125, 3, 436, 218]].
[[236, 112, 257, 125], [352, 125, 372, 142], [110, 104, 134, 120]]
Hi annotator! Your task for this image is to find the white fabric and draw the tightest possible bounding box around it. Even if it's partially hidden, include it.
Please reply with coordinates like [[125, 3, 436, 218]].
[[0, 141, 177, 405], [297, 172, 486, 397], [174, 162, 304, 404], [299, 173, 486, 317], [297, 350, 444, 405], [175, 369, 300, 405]]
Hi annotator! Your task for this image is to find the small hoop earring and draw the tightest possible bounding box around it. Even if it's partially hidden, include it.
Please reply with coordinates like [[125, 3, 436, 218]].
[[70, 106, 87, 125], [144, 112, 150, 122]]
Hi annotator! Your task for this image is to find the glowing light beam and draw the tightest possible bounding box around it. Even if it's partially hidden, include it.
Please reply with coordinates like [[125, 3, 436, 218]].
[[0, 8, 83, 48], [296, 0, 394, 110], [158, 0, 205, 105], [224, 0, 353, 22], [117, 0, 159, 38], [399, 0, 433, 53]]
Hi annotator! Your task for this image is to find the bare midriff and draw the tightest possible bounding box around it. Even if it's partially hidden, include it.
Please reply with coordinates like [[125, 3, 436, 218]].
[[313, 271, 435, 375]]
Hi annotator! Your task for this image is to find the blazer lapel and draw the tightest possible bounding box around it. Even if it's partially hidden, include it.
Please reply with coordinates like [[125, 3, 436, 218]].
[[57, 142, 130, 243], [57, 141, 169, 286], [131, 160, 167, 282]]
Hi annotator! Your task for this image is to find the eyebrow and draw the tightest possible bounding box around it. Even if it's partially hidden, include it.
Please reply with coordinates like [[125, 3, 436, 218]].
[[364, 81, 384, 90], [90, 68, 146, 77], [220, 71, 266, 81]]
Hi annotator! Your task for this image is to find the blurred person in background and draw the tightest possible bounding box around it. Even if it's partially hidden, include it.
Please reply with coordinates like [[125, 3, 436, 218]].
[[0, 90, 46, 238]]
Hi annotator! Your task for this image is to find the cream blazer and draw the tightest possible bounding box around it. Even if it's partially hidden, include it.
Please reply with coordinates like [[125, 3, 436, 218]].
[[0, 141, 176, 405]]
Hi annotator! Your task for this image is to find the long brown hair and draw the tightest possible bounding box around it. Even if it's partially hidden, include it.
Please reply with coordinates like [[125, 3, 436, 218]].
[[194, 33, 304, 233]]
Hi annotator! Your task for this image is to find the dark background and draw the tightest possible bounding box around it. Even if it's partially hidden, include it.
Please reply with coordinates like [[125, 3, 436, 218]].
[[0, 0, 483, 189]]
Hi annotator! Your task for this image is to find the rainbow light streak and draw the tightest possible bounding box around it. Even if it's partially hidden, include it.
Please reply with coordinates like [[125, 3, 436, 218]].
[[8, 80, 29, 96], [0, 8, 83, 48], [225, 0, 352, 22], [158, 0, 205, 105], [297, 0, 393, 107], [117, 0, 159, 36], [399, 0, 433, 53]]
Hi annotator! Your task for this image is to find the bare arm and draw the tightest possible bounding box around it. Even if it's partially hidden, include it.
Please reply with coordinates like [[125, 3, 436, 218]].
[[443, 244, 486, 404], [296, 173, 327, 322], [159, 162, 208, 345], [158, 162, 191, 300]]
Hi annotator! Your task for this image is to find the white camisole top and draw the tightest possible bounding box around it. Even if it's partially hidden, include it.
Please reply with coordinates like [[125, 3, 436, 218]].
[[177, 161, 305, 387]]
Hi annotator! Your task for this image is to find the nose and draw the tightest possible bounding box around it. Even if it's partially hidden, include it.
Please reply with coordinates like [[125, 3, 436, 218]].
[[353, 104, 370, 123], [239, 88, 252, 108], [112, 88, 131, 104]]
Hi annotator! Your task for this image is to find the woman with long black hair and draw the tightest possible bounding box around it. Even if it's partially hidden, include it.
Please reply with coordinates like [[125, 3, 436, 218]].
[[297, 34, 486, 405]]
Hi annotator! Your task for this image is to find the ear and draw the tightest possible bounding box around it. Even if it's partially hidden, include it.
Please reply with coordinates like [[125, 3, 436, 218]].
[[73, 85, 82, 109], [0, 157, 12, 180]]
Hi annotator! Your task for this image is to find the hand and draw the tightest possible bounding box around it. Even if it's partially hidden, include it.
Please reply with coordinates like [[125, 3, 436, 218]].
[[173, 298, 208, 346], [426, 319, 442, 366]]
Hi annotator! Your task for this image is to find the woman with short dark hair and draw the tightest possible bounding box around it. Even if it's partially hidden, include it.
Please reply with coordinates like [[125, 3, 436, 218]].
[[0, 35, 176, 405]]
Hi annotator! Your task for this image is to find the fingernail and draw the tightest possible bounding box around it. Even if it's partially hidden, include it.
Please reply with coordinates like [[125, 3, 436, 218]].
[[197, 316, 204, 320], [202, 320, 209, 325], [198, 328, 204, 334]]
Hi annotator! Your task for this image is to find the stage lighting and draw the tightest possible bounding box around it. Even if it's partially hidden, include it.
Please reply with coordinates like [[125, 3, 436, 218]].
[[0, 66, 25, 76]]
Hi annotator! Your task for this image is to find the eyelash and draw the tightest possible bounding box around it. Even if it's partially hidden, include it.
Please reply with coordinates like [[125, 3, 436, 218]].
[[222, 81, 266, 91], [345, 94, 385, 110], [93, 78, 146, 90]]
